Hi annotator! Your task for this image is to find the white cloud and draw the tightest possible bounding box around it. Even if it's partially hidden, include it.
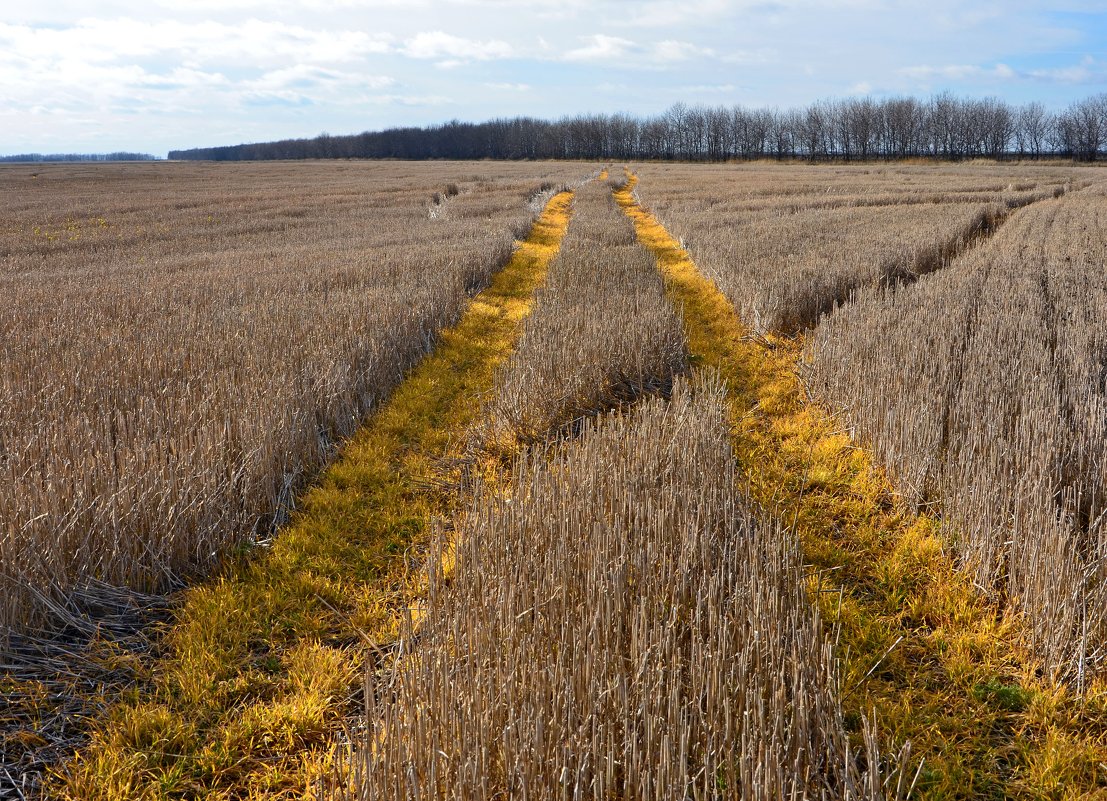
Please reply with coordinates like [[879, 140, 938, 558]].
[[563, 34, 635, 62], [2, 1, 1106, 155], [1030, 65, 1092, 82], [654, 40, 713, 62], [365, 93, 451, 106], [677, 83, 738, 93], [899, 62, 1019, 82], [560, 35, 720, 68], [623, 0, 733, 28], [1028, 56, 1105, 83], [0, 19, 391, 67], [242, 66, 394, 105], [894, 57, 1107, 89], [0, 19, 400, 123], [720, 48, 776, 65], [400, 31, 515, 61], [141, 67, 230, 88]]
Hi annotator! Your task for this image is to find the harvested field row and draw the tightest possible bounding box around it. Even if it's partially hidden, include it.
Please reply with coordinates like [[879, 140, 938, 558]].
[[336, 170, 902, 799], [633, 163, 1081, 332], [485, 176, 686, 447], [0, 160, 586, 636], [337, 383, 903, 801], [615, 172, 1107, 798], [25, 187, 577, 800], [635, 162, 1080, 215], [11, 160, 1107, 801], [808, 182, 1107, 682]]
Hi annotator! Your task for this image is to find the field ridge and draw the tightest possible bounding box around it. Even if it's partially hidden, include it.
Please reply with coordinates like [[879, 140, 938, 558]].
[[44, 190, 575, 800], [614, 172, 1107, 798], [878, 181, 1073, 295]]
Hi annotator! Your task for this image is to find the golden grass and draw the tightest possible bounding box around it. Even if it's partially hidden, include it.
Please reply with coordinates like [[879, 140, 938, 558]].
[[49, 190, 574, 800], [335, 381, 906, 800], [632, 162, 1083, 333], [0, 161, 586, 637], [614, 172, 1107, 798], [808, 183, 1107, 683]]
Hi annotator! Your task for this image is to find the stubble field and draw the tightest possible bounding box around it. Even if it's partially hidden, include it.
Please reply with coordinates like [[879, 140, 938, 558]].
[[2, 159, 1107, 800]]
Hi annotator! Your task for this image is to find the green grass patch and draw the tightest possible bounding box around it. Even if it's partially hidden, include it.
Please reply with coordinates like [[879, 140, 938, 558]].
[[973, 680, 1035, 713]]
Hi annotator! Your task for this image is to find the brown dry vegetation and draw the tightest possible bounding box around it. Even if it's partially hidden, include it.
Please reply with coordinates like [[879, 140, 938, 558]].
[[484, 177, 686, 445], [616, 170, 1107, 796], [333, 171, 912, 801], [15, 175, 579, 799], [633, 163, 1082, 332], [807, 181, 1107, 682], [8, 160, 1107, 799], [337, 382, 908, 801], [0, 160, 584, 635]]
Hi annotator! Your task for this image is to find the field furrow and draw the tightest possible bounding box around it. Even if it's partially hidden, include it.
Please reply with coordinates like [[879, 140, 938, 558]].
[[808, 182, 1107, 687], [0, 162, 582, 636], [336, 381, 906, 801], [632, 163, 1081, 333], [483, 175, 686, 448], [332, 173, 907, 801], [614, 172, 1107, 798], [37, 189, 574, 800], [8, 160, 1107, 800]]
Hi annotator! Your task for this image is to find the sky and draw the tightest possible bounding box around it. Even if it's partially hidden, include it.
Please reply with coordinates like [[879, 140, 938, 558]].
[[2, 1, 1107, 156]]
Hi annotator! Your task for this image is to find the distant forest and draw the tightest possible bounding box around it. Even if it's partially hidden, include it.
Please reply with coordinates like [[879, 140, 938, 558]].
[[169, 93, 1107, 163], [0, 152, 158, 163]]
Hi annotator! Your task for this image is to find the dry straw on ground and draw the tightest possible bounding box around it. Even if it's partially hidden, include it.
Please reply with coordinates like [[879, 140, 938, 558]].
[[10, 159, 1107, 798], [333, 171, 911, 800], [484, 176, 686, 445], [633, 163, 1080, 332], [0, 160, 583, 636], [9, 174, 582, 799], [807, 182, 1107, 682], [629, 161, 1107, 680], [337, 382, 909, 801]]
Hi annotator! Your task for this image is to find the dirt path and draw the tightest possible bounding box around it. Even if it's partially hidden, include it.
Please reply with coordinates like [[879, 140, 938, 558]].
[[614, 173, 1107, 799]]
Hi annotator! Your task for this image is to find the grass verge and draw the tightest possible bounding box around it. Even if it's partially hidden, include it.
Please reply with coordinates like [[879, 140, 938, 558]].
[[51, 191, 574, 801], [614, 174, 1107, 799]]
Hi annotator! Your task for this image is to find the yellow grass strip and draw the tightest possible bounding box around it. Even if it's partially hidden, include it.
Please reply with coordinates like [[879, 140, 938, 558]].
[[54, 191, 574, 801], [614, 175, 1107, 799]]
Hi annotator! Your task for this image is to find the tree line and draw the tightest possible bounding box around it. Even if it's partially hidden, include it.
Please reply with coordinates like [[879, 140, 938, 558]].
[[169, 92, 1107, 162], [0, 152, 159, 163]]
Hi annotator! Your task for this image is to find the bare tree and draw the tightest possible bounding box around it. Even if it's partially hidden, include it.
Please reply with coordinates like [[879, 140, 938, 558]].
[[800, 100, 832, 160], [170, 92, 1107, 163], [881, 97, 925, 158], [1016, 101, 1050, 159]]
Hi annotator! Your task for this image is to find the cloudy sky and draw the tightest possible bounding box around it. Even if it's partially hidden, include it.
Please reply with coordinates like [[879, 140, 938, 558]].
[[3, 0, 1106, 156]]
